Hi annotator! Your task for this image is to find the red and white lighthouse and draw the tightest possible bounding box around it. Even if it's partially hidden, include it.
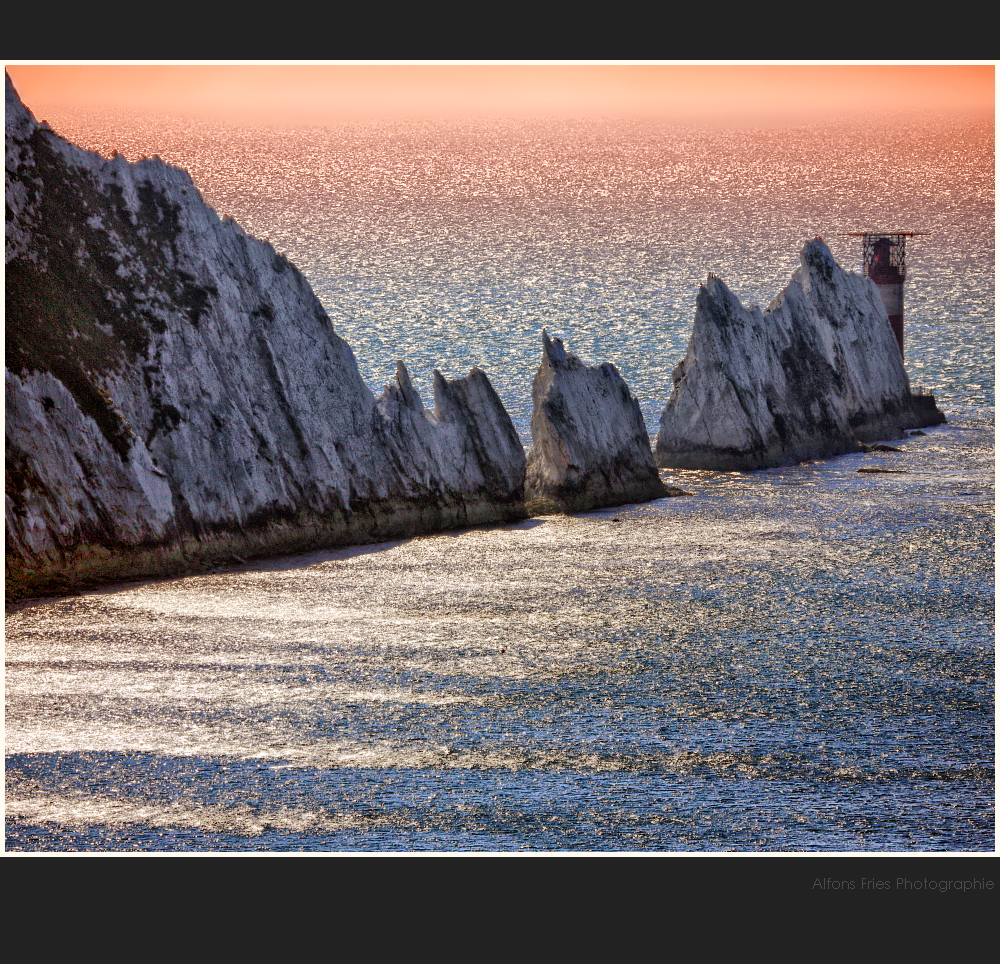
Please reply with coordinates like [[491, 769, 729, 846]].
[[842, 232, 924, 358]]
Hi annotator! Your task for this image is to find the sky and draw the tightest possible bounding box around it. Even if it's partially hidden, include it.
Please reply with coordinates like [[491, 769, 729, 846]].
[[5, 62, 995, 127]]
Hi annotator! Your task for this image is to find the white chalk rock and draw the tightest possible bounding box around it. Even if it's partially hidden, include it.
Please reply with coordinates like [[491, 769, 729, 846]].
[[655, 240, 945, 471], [5, 73, 525, 599], [526, 332, 667, 513], [372, 361, 526, 514]]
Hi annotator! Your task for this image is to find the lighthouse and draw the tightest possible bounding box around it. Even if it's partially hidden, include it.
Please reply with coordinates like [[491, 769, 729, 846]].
[[841, 232, 924, 358]]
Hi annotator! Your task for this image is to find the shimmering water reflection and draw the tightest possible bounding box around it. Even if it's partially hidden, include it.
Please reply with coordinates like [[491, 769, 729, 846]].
[[6, 422, 993, 851], [5, 109, 992, 851]]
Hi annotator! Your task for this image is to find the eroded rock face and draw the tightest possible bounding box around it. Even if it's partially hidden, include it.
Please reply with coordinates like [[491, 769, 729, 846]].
[[5, 74, 525, 600], [525, 332, 667, 513], [655, 240, 945, 472], [372, 361, 526, 515]]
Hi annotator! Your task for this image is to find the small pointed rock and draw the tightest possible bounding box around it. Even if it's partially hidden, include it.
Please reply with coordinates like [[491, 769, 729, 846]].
[[526, 331, 667, 513]]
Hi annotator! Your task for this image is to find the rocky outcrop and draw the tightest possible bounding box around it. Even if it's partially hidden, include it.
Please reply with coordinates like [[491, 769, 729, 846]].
[[525, 332, 671, 513], [655, 240, 945, 472], [5, 74, 526, 600]]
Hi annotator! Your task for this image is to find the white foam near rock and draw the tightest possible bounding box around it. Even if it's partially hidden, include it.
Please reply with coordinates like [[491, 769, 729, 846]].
[[655, 240, 945, 472], [525, 332, 669, 513]]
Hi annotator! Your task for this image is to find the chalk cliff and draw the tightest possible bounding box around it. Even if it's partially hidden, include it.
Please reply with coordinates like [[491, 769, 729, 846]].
[[655, 240, 945, 472], [525, 332, 670, 513], [5, 75, 525, 600]]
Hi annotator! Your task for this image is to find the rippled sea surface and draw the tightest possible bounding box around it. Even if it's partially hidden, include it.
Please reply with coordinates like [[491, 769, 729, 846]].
[[5, 111, 994, 852]]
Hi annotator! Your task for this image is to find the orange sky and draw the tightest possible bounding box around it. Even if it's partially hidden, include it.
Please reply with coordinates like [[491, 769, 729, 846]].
[[5, 62, 995, 126]]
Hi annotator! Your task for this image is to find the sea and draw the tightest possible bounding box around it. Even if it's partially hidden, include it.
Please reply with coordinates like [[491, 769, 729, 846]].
[[4, 108, 994, 853]]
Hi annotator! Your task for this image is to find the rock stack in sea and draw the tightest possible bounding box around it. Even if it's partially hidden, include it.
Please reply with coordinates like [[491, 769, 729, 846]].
[[5, 73, 526, 600], [525, 332, 672, 513], [655, 239, 946, 472], [6, 70, 949, 601]]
